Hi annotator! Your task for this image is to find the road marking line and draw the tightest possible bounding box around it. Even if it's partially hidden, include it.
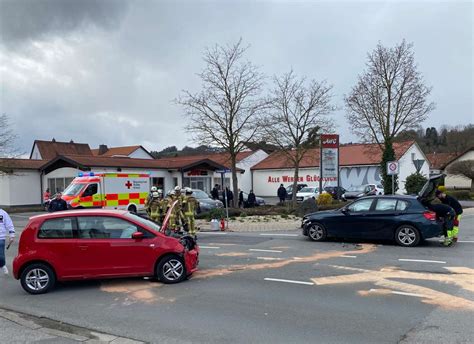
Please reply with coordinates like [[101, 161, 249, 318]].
[[199, 246, 220, 249], [199, 232, 227, 235], [398, 259, 446, 264], [264, 278, 314, 286], [259, 233, 298, 237], [249, 249, 283, 253], [339, 255, 357, 258], [257, 257, 283, 261], [458, 241, 474, 243], [369, 289, 427, 298]]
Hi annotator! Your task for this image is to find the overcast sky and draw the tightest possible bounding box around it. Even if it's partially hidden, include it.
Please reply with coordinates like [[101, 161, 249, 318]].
[[0, 0, 472, 156]]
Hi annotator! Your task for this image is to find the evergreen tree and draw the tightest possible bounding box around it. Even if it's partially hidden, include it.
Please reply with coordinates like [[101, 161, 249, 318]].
[[380, 140, 398, 194]]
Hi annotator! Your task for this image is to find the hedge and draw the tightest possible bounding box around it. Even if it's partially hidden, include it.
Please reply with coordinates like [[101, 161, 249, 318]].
[[446, 190, 474, 200]]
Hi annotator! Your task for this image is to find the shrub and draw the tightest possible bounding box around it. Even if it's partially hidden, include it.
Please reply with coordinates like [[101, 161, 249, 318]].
[[405, 172, 428, 195], [446, 190, 472, 200], [207, 208, 225, 220], [317, 193, 333, 205]]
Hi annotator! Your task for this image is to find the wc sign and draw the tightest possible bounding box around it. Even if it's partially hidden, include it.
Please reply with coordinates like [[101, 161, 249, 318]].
[[387, 161, 400, 175]]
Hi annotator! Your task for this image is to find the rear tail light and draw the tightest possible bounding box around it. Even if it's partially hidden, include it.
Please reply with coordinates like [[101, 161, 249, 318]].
[[423, 211, 437, 221]]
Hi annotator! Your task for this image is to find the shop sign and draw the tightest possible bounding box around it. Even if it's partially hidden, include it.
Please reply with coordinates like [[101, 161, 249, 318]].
[[321, 134, 339, 179], [187, 170, 209, 176], [267, 175, 337, 183]]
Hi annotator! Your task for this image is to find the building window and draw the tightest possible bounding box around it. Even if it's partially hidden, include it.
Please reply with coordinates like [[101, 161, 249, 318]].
[[173, 177, 178, 188], [48, 177, 74, 194], [152, 177, 164, 191]]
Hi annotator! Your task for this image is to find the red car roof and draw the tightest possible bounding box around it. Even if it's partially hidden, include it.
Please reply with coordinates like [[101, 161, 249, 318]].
[[30, 209, 129, 220]]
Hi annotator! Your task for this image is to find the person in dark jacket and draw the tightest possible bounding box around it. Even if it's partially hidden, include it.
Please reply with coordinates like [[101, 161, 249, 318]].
[[225, 187, 234, 207], [277, 184, 287, 204], [247, 190, 257, 208], [211, 185, 219, 200], [436, 190, 463, 243], [429, 202, 456, 246], [48, 193, 68, 212], [238, 189, 244, 208]]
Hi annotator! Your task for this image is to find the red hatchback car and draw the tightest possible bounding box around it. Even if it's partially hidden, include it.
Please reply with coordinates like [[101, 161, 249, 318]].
[[13, 210, 199, 294]]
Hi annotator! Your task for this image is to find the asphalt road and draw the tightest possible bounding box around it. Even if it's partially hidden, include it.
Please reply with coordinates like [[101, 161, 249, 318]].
[[1, 212, 473, 343]]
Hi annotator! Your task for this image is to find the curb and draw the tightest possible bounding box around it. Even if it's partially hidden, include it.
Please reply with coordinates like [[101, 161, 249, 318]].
[[0, 307, 145, 343]]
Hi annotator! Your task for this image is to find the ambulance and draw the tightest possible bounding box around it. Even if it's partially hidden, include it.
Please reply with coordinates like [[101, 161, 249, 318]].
[[61, 172, 150, 212]]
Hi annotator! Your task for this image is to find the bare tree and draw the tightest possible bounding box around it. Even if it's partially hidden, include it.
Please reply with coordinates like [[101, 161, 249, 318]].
[[177, 39, 266, 204], [448, 160, 474, 192], [261, 71, 334, 205], [0, 114, 20, 158], [345, 40, 435, 193]]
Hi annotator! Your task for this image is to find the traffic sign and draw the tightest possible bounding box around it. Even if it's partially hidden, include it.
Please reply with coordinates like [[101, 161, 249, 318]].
[[216, 169, 231, 174], [387, 161, 399, 175]]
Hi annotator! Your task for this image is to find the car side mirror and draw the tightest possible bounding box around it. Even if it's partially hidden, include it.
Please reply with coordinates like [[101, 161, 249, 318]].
[[132, 232, 144, 240], [341, 208, 349, 214]]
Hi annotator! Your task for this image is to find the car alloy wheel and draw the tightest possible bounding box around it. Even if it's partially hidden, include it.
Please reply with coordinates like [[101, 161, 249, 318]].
[[25, 268, 49, 292], [308, 223, 326, 241], [157, 256, 186, 284], [396, 226, 420, 247], [163, 259, 184, 281], [20, 263, 56, 294]]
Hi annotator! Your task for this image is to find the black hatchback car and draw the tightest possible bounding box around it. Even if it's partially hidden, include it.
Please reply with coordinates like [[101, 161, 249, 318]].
[[302, 175, 444, 247]]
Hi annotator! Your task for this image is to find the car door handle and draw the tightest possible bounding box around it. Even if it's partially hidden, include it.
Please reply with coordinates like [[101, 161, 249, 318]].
[[79, 245, 88, 250]]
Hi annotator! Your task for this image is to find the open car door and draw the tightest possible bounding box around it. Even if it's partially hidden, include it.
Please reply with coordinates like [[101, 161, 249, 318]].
[[418, 174, 444, 203]]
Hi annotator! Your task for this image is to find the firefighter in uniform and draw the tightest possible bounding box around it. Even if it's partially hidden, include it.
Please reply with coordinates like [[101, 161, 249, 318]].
[[182, 188, 198, 236], [157, 189, 168, 225], [146, 191, 161, 224], [145, 186, 158, 209], [436, 190, 463, 243]]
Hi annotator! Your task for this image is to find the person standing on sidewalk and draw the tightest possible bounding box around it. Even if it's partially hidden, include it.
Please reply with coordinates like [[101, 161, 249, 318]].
[[436, 190, 463, 242], [0, 208, 15, 275], [277, 184, 287, 204]]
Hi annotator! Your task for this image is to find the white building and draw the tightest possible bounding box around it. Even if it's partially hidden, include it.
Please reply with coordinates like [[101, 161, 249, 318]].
[[0, 139, 268, 208], [443, 148, 474, 189], [251, 141, 430, 196]]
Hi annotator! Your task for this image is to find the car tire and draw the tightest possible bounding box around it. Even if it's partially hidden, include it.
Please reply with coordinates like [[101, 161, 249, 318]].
[[307, 222, 327, 242], [20, 263, 56, 295], [395, 225, 421, 247], [156, 255, 186, 284]]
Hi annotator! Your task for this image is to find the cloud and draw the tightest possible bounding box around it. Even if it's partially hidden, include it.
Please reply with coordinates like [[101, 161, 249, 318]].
[[0, 0, 128, 45], [0, 0, 471, 156]]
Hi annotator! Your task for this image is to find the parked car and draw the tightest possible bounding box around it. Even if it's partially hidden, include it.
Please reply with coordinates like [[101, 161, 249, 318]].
[[324, 186, 346, 199], [302, 175, 444, 247], [296, 187, 320, 202], [190, 189, 223, 213], [13, 209, 199, 294], [286, 184, 308, 200], [342, 184, 384, 200], [241, 191, 266, 207]]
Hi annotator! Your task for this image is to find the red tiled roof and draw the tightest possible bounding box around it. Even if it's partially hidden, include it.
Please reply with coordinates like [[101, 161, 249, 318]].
[[426, 152, 461, 170], [0, 158, 46, 170], [31, 140, 92, 160], [251, 141, 415, 170], [155, 151, 254, 169], [91, 146, 141, 157]]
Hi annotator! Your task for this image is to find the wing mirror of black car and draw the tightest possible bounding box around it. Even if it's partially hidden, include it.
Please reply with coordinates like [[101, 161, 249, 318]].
[[341, 207, 349, 214], [132, 232, 144, 240]]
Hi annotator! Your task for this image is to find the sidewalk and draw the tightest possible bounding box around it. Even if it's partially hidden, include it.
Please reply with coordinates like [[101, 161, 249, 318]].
[[0, 307, 144, 344], [197, 215, 301, 232]]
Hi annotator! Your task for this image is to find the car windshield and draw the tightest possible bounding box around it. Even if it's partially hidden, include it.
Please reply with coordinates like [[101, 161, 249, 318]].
[[125, 213, 161, 233], [348, 185, 365, 192], [63, 183, 85, 196], [192, 190, 209, 199], [300, 187, 317, 193]]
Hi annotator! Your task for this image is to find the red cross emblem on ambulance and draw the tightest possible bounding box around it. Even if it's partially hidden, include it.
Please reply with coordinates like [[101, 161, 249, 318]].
[[125, 181, 133, 189]]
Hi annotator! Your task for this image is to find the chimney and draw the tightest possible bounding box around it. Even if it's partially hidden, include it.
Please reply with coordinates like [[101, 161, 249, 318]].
[[70, 139, 74, 143], [98, 144, 108, 155], [52, 138, 56, 142]]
